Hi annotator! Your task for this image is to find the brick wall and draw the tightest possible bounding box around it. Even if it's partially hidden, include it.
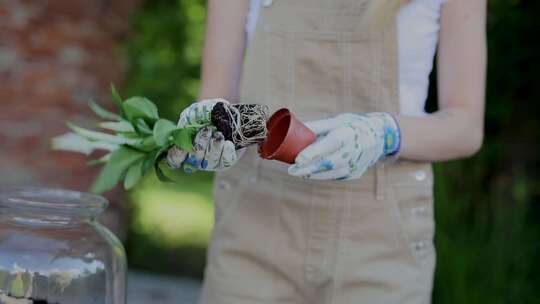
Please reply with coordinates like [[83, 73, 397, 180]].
[[0, 0, 140, 236]]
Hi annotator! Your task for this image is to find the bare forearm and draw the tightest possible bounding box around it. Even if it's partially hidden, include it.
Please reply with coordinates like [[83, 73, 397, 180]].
[[398, 0, 487, 162], [199, 0, 249, 101], [396, 107, 484, 162]]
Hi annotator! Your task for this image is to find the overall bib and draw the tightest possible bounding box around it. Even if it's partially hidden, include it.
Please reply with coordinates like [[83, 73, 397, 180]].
[[202, 0, 435, 303]]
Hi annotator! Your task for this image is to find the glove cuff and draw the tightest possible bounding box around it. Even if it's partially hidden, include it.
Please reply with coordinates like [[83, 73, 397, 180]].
[[383, 112, 401, 157], [364, 112, 400, 159]]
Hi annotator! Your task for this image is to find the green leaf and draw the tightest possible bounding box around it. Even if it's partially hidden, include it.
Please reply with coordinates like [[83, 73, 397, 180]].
[[90, 146, 145, 194], [119, 132, 141, 139], [110, 83, 124, 115], [87, 153, 112, 166], [153, 119, 177, 146], [141, 147, 168, 175], [99, 121, 135, 133], [132, 136, 158, 152], [171, 127, 197, 152], [51, 132, 118, 155], [122, 96, 159, 122], [124, 159, 144, 190], [89, 100, 122, 121], [50, 132, 94, 155], [133, 118, 153, 135], [142, 150, 159, 175], [67, 122, 139, 145], [155, 160, 174, 183]]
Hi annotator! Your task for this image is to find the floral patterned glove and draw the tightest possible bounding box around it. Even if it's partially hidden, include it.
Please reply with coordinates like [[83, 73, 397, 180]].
[[167, 98, 241, 173], [288, 112, 400, 180]]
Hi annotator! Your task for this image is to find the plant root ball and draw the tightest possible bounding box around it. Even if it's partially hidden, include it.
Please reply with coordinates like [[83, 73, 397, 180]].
[[211, 102, 268, 149], [211, 102, 234, 142]]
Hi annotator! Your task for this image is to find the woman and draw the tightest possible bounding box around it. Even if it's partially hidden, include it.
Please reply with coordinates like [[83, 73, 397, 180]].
[[172, 0, 486, 303]]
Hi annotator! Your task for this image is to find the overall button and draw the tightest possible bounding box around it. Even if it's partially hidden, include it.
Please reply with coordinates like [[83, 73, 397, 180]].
[[411, 170, 427, 181], [410, 240, 434, 263], [412, 240, 429, 252], [262, 0, 273, 7], [411, 205, 428, 217], [217, 179, 231, 190]]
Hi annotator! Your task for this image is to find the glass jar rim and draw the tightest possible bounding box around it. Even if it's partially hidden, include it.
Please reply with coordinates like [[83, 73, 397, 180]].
[[0, 186, 108, 218]]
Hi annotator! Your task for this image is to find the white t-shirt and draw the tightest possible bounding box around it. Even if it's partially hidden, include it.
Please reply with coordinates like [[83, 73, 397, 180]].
[[246, 0, 448, 116]]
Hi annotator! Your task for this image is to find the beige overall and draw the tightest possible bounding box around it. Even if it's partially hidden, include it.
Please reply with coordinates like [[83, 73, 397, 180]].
[[201, 0, 436, 303]]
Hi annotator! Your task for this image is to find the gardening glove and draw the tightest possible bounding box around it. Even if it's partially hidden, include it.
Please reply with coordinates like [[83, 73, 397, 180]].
[[167, 98, 241, 172], [181, 125, 243, 173], [288, 112, 400, 180], [176, 98, 226, 127]]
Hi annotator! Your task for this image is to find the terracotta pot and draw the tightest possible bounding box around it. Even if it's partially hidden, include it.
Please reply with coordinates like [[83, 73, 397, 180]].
[[259, 108, 316, 164]]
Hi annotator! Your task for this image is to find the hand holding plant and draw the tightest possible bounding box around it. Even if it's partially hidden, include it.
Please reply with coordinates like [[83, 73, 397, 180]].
[[51, 88, 269, 193], [51, 85, 201, 193], [168, 98, 243, 173]]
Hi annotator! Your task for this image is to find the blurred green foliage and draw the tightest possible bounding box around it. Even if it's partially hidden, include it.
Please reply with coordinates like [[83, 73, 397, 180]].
[[126, 170, 212, 278], [429, 1, 540, 302], [122, 0, 540, 301], [122, 0, 210, 278], [123, 0, 206, 121]]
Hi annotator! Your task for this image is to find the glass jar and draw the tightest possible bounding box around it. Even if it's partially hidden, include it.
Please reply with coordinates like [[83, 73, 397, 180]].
[[0, 187, 126, 304]]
